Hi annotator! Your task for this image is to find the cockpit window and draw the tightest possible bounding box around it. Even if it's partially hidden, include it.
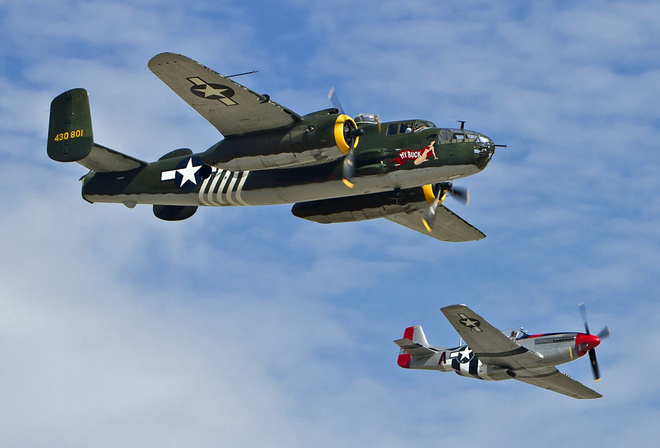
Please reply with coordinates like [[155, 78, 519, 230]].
[[414, 120, 434, 132], [387, 123, 399, 135], [503, 328, 529, 340], [354, 113, 380, 125], [439, 130, 452, 141], [387, 120, 436, 136]]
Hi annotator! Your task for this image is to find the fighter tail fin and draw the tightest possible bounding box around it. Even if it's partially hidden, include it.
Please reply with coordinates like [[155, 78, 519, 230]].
[[394, 325, 435, 368]]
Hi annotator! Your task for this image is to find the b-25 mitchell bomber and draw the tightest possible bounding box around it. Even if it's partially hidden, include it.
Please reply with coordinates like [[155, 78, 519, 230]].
[[48, 53, 501, 242], [395, 303, 609, 399]]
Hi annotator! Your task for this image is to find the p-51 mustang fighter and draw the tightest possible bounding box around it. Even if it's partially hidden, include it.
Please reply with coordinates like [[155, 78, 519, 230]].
[[47, 53, 501, 242], [395, 303, 609, 399]]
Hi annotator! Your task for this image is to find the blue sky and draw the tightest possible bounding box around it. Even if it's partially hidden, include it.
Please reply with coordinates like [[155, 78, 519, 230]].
[[1, 0, 660, 446]]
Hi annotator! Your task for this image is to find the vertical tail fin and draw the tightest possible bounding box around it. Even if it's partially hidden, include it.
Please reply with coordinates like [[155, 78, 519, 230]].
[[47, 88, 94, 163], [405, 325, 430, 346], [394, 325, 433, 368]]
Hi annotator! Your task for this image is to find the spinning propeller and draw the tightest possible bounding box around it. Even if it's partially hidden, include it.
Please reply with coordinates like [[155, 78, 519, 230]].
[[421, 182, 470, 233], [328, 88, 364, 188], [578, 302, 610, 381]]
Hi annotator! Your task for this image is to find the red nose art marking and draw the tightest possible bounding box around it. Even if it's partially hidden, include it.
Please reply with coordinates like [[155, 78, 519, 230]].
[[575, 333, 601, 356]]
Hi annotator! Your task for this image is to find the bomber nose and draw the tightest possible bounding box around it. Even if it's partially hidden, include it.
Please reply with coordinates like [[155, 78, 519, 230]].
[[474, 135, 495, 169], [575, 333, 601, 357]]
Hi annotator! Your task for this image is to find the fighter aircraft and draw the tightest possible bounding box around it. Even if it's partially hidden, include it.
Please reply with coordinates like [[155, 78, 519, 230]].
[[47, 53, 501, 242], [395, 303, 609, 399]]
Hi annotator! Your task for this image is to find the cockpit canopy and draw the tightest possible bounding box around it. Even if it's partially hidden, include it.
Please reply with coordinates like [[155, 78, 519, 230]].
[[503, 328, 529, 340], [354, 113, 381, 125], [437, 130, 491, 143], [385, 120, 436, 135]]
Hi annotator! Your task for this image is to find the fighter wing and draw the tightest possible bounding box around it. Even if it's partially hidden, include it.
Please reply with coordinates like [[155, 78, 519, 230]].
[[385, 204, 485, 242], [148, 53, 302, 137], [513, 367, 602, 399], [440, 304, 543, 369]]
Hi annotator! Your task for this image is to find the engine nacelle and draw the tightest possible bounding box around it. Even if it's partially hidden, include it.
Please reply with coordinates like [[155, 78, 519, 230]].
[[204, 110, 359, 171], [292, 187, 428, 224]]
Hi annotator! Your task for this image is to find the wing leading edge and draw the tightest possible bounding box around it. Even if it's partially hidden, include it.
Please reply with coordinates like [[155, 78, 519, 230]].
[[148, 52, 302, 137]]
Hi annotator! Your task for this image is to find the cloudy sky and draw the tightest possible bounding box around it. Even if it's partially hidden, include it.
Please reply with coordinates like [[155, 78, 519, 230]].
[[2, 0, 660, 446]]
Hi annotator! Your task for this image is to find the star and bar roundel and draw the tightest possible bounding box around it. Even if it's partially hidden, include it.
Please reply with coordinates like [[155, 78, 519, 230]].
[[458, 313, 482, 332], [160, 156, 210, 191], [187, 76, 238, 106]]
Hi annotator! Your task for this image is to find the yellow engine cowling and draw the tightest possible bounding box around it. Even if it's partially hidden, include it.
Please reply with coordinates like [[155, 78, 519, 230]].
[[422, 184, 447, 205]]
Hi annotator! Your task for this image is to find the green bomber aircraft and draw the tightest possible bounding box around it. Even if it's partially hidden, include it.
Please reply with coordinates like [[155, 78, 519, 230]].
[[47, 53, 501, 242]]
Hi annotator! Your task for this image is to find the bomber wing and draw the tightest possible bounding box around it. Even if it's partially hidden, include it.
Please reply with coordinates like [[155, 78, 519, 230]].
[[385, 205, 485, 243], [440, 304, 544, 369], [148, 52, 302, 137], [513, 367, 602, 399]]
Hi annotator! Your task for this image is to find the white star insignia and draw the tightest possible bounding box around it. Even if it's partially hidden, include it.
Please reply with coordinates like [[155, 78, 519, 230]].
[[177, 158, 201, 187], [458, 346, 473, 363]]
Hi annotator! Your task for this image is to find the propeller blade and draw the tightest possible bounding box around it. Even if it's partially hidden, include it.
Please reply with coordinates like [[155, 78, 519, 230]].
[[588, 349, 601, 381], [328, 87, 344, 114], [449, 185, 470, 205], [597, 326, 610, 340], [422, 193, 441, 232], [341, 127, 363, 189], [579, 301, 591, 335], [342, 147, 356, 188], [578, 302, 607, 381]]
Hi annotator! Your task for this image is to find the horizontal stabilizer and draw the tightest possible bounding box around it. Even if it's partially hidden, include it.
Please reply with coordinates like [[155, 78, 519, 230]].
[[394, 338, 437, 357], [79, 143, 146, 172]]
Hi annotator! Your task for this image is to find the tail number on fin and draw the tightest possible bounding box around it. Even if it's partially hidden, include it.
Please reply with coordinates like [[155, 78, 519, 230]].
[[53, 129, 84, 142]]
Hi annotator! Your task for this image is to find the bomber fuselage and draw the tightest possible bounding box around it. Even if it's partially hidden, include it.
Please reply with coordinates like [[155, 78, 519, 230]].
[[81, 119, 495, 208]]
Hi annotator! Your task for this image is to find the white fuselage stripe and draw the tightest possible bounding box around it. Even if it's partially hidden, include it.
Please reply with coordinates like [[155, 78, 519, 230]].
[[234, 171, 250, 206], [198, 169, 252, 206]]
